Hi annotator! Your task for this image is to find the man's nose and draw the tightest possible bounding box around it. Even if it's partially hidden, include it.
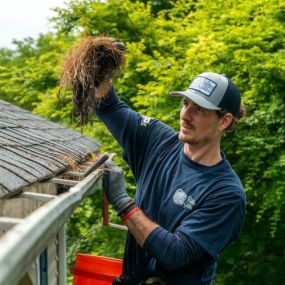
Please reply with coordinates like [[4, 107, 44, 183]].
[[181, 104, 194, 120]]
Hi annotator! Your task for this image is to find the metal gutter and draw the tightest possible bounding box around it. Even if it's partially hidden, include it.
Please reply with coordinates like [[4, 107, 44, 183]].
[[0, 168, 103, 285], [64, 153, 109, 177]]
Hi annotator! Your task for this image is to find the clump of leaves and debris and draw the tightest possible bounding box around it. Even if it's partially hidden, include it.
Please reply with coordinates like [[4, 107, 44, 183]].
[[60, 36, 125, 125]]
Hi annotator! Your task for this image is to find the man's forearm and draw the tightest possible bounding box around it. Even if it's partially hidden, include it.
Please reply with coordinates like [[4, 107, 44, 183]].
[[124, 209, 159, 246], [124, 208, 207, 270], [103, 161, 206, 268]]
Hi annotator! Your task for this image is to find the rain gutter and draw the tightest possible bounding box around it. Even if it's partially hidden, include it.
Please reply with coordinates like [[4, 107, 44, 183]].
[[0, 167, 103, 285]]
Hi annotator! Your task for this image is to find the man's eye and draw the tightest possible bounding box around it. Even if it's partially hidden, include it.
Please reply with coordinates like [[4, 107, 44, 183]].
[[195, 105, 204, 112]]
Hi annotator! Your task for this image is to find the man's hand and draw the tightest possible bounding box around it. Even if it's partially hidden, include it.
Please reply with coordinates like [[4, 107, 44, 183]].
[[103, 160, 132, 213], [103, 161, 158, 246], [94, 78, 112, 99]]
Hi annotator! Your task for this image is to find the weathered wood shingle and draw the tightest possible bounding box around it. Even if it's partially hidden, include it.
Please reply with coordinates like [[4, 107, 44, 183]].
[[0, 99, 100, 198]]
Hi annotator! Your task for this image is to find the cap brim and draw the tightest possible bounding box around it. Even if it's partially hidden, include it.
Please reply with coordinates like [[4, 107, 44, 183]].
[[170, 90, 221, 111]]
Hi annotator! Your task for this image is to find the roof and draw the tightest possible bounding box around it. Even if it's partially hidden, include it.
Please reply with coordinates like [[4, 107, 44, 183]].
[[0, 99, 101, 198]]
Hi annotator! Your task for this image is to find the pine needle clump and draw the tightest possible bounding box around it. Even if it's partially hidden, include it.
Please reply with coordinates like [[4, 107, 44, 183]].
[[60, 36, 125, 125]]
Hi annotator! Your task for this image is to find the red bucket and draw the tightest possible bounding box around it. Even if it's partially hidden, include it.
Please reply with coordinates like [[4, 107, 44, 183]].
[[71, 253, 123, 285]]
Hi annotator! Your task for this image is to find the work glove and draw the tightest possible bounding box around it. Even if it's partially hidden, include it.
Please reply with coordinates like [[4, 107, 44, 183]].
[[112, 39, 126, 51], [103, 160, 132, 213]]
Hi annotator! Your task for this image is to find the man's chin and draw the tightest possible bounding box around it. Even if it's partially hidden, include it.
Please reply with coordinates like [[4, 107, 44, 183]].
[[179, 132, 193, 144], [178, 132, 196, 144]]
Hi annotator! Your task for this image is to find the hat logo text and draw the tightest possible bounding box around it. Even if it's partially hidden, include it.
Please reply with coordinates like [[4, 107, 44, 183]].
[[189, 77, 217, 96]]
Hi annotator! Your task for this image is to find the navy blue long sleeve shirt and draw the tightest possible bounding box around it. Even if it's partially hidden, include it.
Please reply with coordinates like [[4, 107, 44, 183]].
[[96, 87, 246, 285]]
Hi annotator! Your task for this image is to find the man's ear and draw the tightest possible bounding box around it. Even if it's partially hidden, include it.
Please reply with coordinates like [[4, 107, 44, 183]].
[[219, 113, 233, 132]]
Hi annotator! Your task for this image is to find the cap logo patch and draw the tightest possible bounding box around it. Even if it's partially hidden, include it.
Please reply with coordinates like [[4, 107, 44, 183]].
[[189, 76, 217, 96]]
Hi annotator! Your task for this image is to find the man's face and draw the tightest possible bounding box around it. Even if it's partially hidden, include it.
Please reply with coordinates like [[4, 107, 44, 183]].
[[179, 97, 222, 145]]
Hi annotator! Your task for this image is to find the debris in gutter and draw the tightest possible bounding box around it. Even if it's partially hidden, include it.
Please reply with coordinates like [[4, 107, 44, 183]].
[[60, 36, 126, 126]]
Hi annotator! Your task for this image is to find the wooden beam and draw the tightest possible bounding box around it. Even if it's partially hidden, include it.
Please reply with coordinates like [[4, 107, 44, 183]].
[[49, 178, 78, 186], [0, 218, 23, 229], [18, 192, 56, 202], [108, 223, 128, 231]]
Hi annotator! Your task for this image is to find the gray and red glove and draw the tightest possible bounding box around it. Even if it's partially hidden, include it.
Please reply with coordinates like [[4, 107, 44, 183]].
[[103, 160, 138, 221]]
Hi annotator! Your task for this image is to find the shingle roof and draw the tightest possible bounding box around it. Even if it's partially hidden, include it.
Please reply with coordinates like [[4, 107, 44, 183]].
[[0, 99, 100, 198]]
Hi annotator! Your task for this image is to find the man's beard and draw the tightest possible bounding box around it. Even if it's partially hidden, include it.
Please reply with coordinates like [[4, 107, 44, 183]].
[[179, 122, 198, 145], [178, 129, 212, 146], [179, 131, 198, 145]]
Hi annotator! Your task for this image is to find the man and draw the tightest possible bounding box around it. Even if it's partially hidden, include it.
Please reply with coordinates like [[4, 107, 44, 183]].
[[98, 72, 246, 285]]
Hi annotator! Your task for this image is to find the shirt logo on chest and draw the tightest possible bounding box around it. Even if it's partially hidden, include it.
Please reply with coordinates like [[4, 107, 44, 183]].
[[173, 189, 196, 210]]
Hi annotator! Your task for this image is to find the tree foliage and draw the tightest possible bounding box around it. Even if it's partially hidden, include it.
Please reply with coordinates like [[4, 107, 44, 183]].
[[0, 0, 284, 283]]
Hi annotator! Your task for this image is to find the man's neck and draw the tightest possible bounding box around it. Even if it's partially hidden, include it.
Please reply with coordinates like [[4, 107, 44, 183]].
[[183, 142, 222, 166]]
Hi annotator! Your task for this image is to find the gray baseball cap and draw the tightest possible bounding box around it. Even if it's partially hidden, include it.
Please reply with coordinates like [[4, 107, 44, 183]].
[[170, 72, 241, 117]]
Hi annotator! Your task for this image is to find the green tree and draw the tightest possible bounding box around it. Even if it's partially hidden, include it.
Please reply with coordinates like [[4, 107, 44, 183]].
[[0, 0, 284, 283]]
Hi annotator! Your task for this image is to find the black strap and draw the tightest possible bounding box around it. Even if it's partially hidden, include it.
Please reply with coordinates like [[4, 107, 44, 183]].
[[112, 274, 130, 285]]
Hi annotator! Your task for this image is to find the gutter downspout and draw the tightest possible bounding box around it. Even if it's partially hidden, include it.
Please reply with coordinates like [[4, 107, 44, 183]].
[[58, 224, 66, 285]]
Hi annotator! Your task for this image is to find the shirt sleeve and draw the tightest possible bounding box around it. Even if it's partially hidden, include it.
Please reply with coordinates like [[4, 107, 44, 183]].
[[96, 86, 175, 179], [143, 227, 209, 271]]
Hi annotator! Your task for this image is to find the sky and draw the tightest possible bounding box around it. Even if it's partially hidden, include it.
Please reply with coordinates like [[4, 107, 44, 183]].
[[0, 0, 67, 49]]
